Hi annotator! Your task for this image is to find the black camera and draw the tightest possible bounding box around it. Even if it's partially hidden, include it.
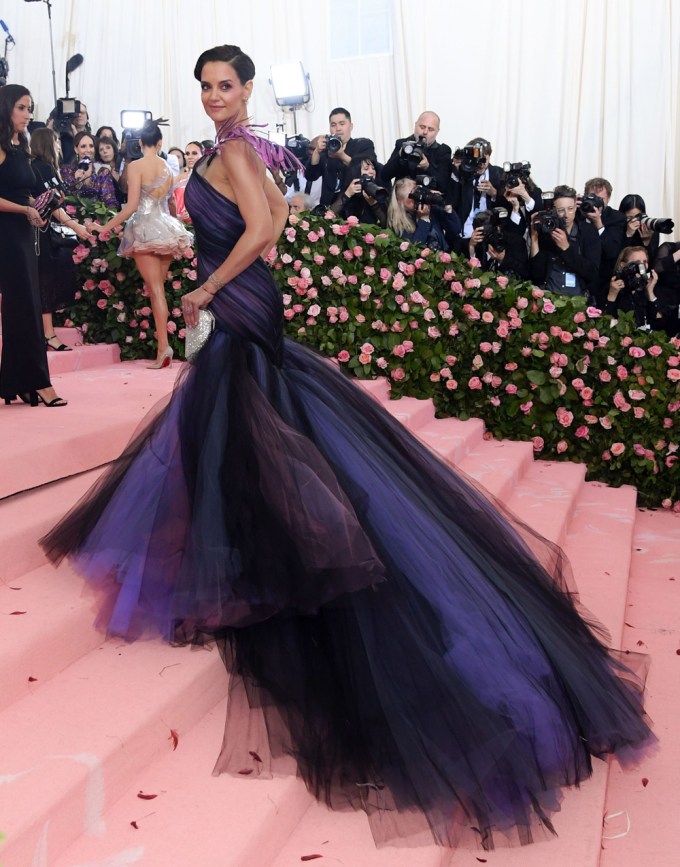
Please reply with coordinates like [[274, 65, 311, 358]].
[[401, 134, 427, 172], [616, 261, 650, 295], [532, 209, 567, 235], [579, 193, 605, 214], [52, 97, 81, 135], [503, 160, 531, 189], [408, 184, 447, 210], [326, 134, 343, 154], [359, 174, 387, 201], [285, 134, 310, 164], [120, 110, 152, 162], [639, 215, 675, 234], [477, 207, 508, 252], [454, 143, 486, 176]]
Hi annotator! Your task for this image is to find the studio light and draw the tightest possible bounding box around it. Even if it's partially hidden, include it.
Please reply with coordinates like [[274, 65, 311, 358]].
[[269, 62, 310, 108]]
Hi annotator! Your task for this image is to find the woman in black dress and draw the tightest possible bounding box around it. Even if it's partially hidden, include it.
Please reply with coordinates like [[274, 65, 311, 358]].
[[0, 84, 67, 407]]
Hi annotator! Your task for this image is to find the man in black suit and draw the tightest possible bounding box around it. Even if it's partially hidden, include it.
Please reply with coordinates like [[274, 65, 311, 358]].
[[579, 177, 626, 308], [305, 107, 376, 206], [382, 111, 452, 192], [459, 209, 529, 279], [448, 137, 505, 238]]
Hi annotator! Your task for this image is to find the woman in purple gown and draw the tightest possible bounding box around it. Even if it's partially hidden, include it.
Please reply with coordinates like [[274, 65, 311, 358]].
[[41, 45, 654, 851]]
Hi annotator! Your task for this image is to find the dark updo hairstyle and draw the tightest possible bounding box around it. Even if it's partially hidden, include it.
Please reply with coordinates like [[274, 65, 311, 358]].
[[140, 120, 163, 148], [0, 84, 32, 155], [193, 44, 255, 84], [618, 193, 646, 214]]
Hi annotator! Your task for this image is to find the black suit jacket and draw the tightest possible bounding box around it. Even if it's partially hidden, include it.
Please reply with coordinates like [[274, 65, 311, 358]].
[[580, 205, 626, 306], [529, 220, 601, 299], [305, 137, 376, 205], [382, 137, 452, 193], [449, 164, 505, 230]]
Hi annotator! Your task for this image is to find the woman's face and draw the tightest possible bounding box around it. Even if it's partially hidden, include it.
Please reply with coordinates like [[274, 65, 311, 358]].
[[361, 159, 376, 178], [624, 250, 649, 267], [200, 61, 253, 127], [99, 142, 114, 163], [11, 94, 33, 136], [98, 127, 115, 140], [185, 143, 202, 169], [76, 136, 95, 158], [399, 179, 417, 213]]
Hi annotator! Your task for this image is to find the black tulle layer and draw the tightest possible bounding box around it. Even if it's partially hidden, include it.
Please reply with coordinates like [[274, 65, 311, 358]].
[[41, 328, 655, 849]]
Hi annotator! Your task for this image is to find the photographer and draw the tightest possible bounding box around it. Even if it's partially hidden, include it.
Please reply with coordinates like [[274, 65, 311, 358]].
[[306, 108, 376, 206], [618, 193, 668, 263], [529, 185, 601, 299], [448, 138, 504, 238], [461, 209, 529, 279], [605, 247, 660, 332], [650, 241, 680, 337], [60, 131, 119, 211], [579, 178, 626, 307], [382, 112, 452, 192], [495, 161, 543, 241], [330, 157, 388, 227], [387, 177, 461, 252]]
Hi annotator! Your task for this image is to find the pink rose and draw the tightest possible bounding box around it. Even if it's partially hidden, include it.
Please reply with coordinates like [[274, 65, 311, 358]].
[[468, 257, 482, 268], [496, 322, 509, 338], [446, 379, 458, 390], [167, 321, 177, 334], [359, 353, 372, 364], [96, 298, 107, 309], [505, 384, 518, 395], [556, 440, 568, 454], [542, 300, 556, 314], [391, 367, 405, 381], [360, 342, 375, 355], [556, 407, 574, 427], [308, 304, 321, 317], [611, 442, 626, 457], [427, 326, 441, 339], [648, 345, 663, 357], [628, 389, 645, 401], [532, 436, 545, 452], [633, 407, 645, 419], [549, 366, 563, 379], [575, 426, 589, 439], [496, 275, 509, 288], [581, 387, 594, 400], [628, 346, 646, 359], [337, 350, 350, 363], [599, 370, 612, 383], [328, 244, 340, 256], [468, 377, 483, 390], [520, 401, 533, 414], [667, 369, 680, 382], [376, 357, 388, 369]]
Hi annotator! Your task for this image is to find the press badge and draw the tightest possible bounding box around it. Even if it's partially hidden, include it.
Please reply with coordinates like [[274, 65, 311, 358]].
[[564, 273, 577, 289]]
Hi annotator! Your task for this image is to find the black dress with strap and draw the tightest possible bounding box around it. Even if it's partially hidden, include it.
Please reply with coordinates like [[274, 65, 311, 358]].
[[0, 147, 51, 398]]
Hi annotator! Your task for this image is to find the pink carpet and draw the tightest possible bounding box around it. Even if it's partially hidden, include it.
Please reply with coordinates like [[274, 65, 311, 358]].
[[0, 337, 676, 867]]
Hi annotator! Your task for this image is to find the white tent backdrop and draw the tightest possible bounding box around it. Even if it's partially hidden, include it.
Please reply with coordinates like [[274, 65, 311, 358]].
[[3, 0, 679, 229]]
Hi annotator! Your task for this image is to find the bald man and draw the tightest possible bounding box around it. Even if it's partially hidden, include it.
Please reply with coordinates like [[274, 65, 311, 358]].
[[383, 111, 452, 193]]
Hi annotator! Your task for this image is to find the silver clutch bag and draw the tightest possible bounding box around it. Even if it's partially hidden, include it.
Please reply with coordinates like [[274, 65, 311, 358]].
[[184, 308, 216, 362]]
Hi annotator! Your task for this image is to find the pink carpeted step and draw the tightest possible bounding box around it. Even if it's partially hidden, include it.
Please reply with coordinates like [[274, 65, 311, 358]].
[[599, 509, 680, 867], [415, 415, 486, 466], [505, 460, 588, 548], [0, 470, 102, 583], [457, 438, 536, 501], [0, 560, 106, 713], [0, 637, 227, 867], [46, 342, 121, 375], [0, 361, 179, 499], [52, 699, 314, 867]]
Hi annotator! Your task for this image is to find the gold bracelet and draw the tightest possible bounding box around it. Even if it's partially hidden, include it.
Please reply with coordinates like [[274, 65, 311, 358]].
[[207, 273, 222, 289]]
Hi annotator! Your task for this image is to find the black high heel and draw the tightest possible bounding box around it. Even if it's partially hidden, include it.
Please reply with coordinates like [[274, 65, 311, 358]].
[[3, 393, 38, 406], [36, 392, 67, 407], [45, 334, 72, 352]]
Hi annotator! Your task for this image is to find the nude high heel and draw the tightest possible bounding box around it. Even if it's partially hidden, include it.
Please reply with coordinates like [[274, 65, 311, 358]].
[[147, 347, 173, 369]]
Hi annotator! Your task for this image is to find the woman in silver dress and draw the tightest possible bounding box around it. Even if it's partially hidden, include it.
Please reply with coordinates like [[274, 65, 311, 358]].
[[94, 120, 192, 368]]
